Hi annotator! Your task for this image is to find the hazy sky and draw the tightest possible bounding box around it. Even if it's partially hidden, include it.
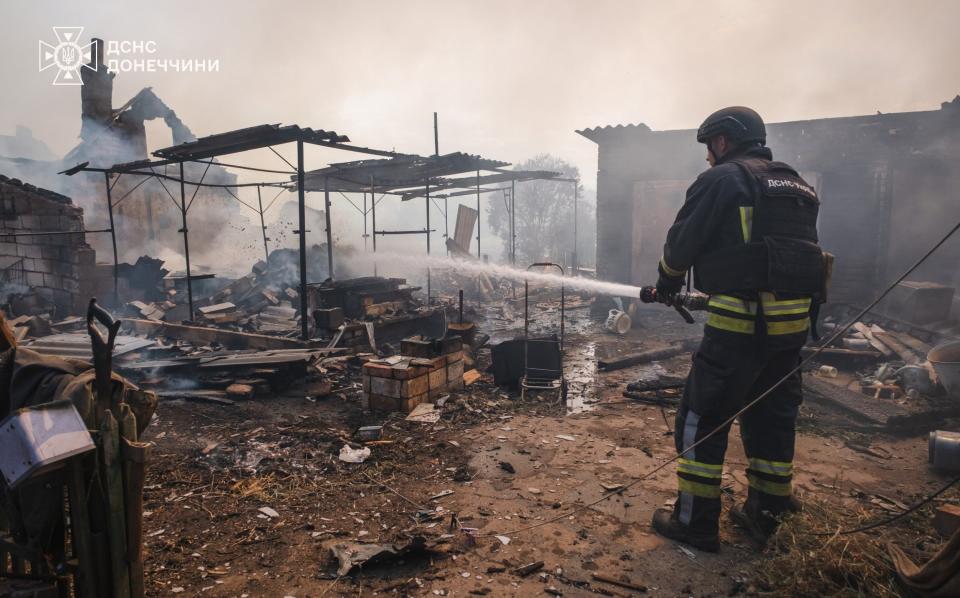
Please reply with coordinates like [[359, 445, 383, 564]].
[[4, 0, 959, 181]]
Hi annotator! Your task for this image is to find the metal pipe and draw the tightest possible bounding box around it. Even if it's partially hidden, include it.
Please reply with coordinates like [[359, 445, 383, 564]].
[[370, 176, 377, 277], [426, 182, 431, 305], [573, 179, 578, 275], [297, 141, 309, 340], [177, 162, 194, 319], [511, 179, 516, 266], [257, 185, 269, 264], [426, 183, 431, 254], [374, 229, 435, 235], [435, 112, 448, 252], [0, 229, 113, 238], [476, 169, 481, 259], [459, 289, 463, 324], [324, 175, 334, 280], [104, 172, 119, 305], [370, 177, 377, 252], [363, 192, 368, 251]]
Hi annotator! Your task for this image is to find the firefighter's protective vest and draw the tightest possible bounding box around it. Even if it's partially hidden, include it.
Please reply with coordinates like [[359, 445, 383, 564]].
[[693, 158, 825, 297]]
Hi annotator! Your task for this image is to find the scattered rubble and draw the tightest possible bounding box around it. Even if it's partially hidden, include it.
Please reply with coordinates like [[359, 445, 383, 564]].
[[4, 243, 960, 596]]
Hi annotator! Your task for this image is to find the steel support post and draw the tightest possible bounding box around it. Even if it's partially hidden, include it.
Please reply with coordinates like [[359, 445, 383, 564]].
[[257, 185, 269, 263], [104, 172, 119, 305], [177, 162, 194, 319], [573, 180, 578, 275], [324, 175, 334, 279], [297, 141, 309, 340], [476, 170, 481, 259]]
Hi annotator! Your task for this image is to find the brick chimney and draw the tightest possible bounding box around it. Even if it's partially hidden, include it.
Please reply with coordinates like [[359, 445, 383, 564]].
[[79, 37, 115, 142]]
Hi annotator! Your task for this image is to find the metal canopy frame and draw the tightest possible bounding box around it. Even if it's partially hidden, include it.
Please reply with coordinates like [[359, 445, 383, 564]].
[[293, 152, 527, 304], [296, 159, 565, 276], [59, 121, 574, 338], [59, 123, 384, 340]]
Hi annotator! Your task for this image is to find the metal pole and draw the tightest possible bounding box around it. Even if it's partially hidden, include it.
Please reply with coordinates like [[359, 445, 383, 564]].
[[434, 112, 449, 252], [573, 179, 578, 275], [257, 185, 269, 264], [425, 184, 431, 254], [296, 141, 309, 340], [104, 172, 119, 306], [476, 169, 481, 259], [370, 176, 377, 277], [363, 192, 368, 251], [324, 175, 334, 280], [370, 178, 377, 253], [177, 162, 194, 319], [426, 183, 431, 305], [511, 179, 517, 266]]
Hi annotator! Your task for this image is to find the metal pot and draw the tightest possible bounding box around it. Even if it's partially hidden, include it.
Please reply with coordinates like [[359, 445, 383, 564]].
[[929, 340, 960, 397]]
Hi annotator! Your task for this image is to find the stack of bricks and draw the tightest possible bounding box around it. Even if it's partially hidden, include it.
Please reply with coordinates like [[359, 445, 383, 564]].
[[0, 175, 96, 315], [361, 343, 465, 413]]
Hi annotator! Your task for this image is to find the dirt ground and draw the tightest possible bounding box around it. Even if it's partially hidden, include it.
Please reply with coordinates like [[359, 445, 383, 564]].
[[138, 305, 960, 597]]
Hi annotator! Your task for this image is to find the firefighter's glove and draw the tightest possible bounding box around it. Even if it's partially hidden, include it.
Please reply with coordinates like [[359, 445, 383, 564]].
[[656, 263, 684, 301]]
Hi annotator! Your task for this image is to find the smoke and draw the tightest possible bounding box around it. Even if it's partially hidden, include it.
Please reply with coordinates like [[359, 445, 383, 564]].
[[2, 1, 959, 305], [4, 1, 956, 263]]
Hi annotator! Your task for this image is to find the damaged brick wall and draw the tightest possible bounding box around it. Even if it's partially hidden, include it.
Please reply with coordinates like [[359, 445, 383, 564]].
[[0, 174, 96, 316]]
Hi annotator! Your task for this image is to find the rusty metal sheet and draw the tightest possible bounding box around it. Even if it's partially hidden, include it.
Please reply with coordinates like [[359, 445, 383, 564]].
[[453, 204, 478, 253], [24, 333, 155, 360]]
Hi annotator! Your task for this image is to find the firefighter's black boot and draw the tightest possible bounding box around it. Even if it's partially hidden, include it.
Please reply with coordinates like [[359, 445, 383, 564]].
[[729, 491, 789, 544], [651, 508, 720, 553], [786, 493, 803, 513]]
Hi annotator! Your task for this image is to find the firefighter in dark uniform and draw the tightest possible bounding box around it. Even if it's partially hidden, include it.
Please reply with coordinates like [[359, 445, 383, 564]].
[[651, 107, 826, 552]]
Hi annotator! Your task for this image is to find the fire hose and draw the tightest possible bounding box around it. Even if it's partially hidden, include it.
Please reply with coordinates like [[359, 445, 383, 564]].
[[636, 286, 709, 324]]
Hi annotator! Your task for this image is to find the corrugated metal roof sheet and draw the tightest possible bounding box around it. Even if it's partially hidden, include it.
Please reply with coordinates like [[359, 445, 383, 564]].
[[296, 152, 511, 193], [24, 333, 155, 361], [398, 169, 561, 201], [577, 98, 960, 144], [575, 123, 652, 143], [153, 124, 349, 161]]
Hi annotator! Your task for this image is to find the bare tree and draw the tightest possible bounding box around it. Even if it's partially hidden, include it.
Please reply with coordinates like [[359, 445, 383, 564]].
[[487, 154, 594, 268]]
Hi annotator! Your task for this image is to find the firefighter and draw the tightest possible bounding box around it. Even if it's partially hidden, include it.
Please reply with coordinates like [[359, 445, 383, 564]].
[[650, 106, 826, 552]]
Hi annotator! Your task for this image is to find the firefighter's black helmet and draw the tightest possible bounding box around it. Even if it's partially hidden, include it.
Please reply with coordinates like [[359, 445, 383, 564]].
[[696, 106, 766, 146]]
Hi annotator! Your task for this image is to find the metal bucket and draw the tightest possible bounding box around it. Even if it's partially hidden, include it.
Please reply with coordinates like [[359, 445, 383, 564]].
[[929, 430, 960, 471], [929, 340, 960, 397], [605, 309, 632, 335]]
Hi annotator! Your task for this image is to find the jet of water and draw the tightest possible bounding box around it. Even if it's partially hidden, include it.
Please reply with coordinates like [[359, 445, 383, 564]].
[[344, 251, 646, 299]]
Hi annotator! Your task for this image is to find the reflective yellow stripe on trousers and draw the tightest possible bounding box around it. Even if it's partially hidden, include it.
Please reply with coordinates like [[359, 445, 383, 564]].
[[707, 293, 811, 335], [749, 458, 793, 477], [677, 458, 723, 479]]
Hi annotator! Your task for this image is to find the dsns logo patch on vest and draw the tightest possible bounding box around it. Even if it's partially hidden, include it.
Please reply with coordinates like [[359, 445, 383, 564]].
[[764, 178, 816, 198]]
